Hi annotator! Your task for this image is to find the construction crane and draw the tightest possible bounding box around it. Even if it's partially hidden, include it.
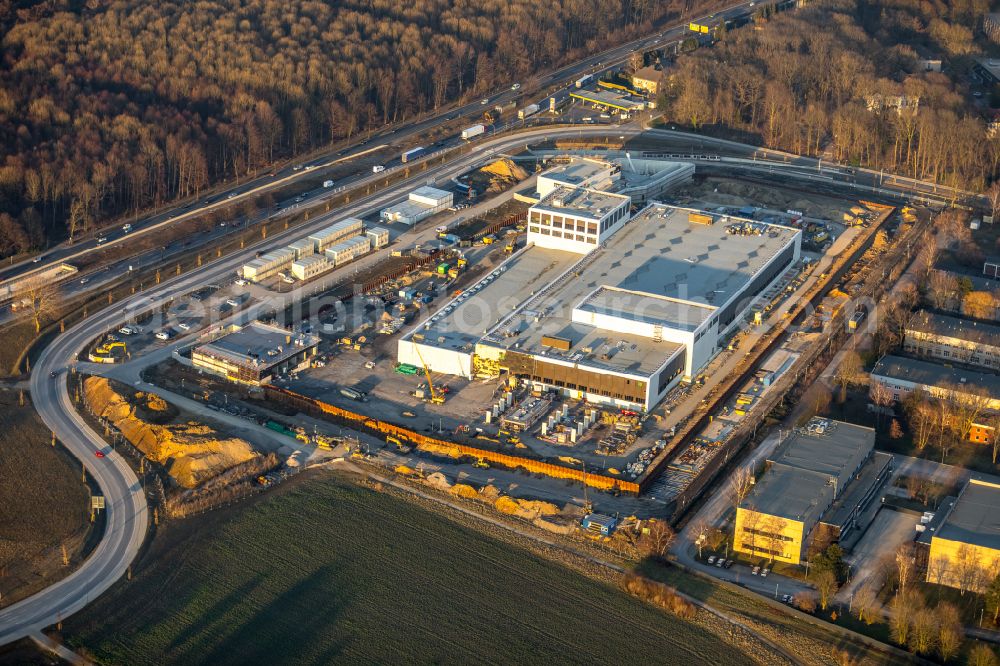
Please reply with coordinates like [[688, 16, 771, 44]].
[[412, 344, 446, 404]]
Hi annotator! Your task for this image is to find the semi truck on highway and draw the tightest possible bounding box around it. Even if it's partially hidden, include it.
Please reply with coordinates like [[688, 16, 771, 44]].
[[401, 146, 426, 163], [575, 74, 593, 88], [461, 124, 485, 140], [518, 104, 539, 120]]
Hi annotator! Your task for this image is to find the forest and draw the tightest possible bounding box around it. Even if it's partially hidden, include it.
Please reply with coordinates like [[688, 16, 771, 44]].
[[659, 0, 997, 191], [0, 0, 691, 258]]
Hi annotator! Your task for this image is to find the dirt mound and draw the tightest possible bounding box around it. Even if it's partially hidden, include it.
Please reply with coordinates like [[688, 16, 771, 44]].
[[481, 158, 528, 181], [494, 496, 560, 519], [475, 158, 530, 194], [449, 483, 479, 499], [424, 472, 451, 490], [84, 377, 257, 488]]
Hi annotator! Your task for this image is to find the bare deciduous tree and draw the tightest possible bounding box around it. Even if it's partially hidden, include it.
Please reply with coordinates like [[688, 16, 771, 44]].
[[639, 519, 675, 558], [853, 582, 880, 624], [730, 466, 754, 513], [895, 543, 914, 594], [936, 602, 962, 662], [14, 276, 61, 334], [814, 569, 838, 611]]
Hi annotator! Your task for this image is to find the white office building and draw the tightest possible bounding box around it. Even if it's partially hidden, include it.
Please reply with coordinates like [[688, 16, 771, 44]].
[[527, 186, 631, 254]]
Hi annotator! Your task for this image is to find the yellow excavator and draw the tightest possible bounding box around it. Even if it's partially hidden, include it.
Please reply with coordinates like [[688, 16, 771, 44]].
[[412, 345, 446, 404]]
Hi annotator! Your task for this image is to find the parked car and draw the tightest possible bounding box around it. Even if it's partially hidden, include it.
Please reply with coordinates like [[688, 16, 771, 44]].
[[234, 278, 249, 286], [760, 567, 770, 578], [155, 330, 174, 341], [715, 558, 724, 568], [724, 560, 733, 569], [178, 322, 191, 331], [225, 298, 242, 307], [751, 566, 760, 575], [707, 555, 716, 565]]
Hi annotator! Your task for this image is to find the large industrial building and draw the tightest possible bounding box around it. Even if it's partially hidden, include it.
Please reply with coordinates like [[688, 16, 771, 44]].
[[399, 202, 802, 411], [903, 310, 1000, 371], [871, 355, 1000, 411], [192, 322, 320, 385], [921, 477, 1000, 592], [733, 419, 890, 565]]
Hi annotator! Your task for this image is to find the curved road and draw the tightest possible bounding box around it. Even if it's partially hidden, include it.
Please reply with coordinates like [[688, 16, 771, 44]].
[[0, 114, 974, 647]]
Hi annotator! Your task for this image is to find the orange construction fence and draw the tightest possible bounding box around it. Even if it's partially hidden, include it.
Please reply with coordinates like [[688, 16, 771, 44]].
[[266, 386, 639, 494]]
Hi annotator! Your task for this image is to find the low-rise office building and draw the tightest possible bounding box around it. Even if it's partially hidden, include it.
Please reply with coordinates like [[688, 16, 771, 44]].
[[242, 248, 295, 282], [291, 254, 332, 281], [630, 66, 662, 95], [325, 235, 371, 266], [308, 218, 364, 253], [192, 322, 320, 385], [871, 355, 1000, 411], [921, 477, 1000, 592], [287, 238, 315, 261], [366, 226, 390, 249], [734, 419, 890, 565], [904, 310, 1000, 371]]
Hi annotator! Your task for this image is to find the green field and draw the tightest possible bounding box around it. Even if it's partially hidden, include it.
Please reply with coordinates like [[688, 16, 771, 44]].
[[66, 472, 752, 665]]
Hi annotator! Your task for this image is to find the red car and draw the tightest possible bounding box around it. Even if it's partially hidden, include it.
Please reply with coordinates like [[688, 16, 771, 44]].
[[94, 451, 105, 458]]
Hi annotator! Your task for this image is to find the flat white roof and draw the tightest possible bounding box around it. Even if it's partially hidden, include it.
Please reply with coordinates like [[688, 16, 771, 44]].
[[532, 186, 629, 220], [411, 185, 451, 199]]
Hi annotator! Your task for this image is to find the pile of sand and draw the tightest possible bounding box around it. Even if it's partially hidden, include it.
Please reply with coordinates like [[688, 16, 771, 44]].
[[84, 377, 257, 488], [495, 496, 560, 519], [449, 483, 479, 499], [478, 158, 530, 193], [481, 158, 529, 181]]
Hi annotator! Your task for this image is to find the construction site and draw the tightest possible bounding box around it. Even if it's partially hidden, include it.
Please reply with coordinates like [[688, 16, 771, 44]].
[[78, 143, 912, 517]]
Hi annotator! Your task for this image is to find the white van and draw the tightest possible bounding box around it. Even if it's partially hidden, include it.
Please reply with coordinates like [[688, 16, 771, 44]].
[[372, 165, 385, 174]]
